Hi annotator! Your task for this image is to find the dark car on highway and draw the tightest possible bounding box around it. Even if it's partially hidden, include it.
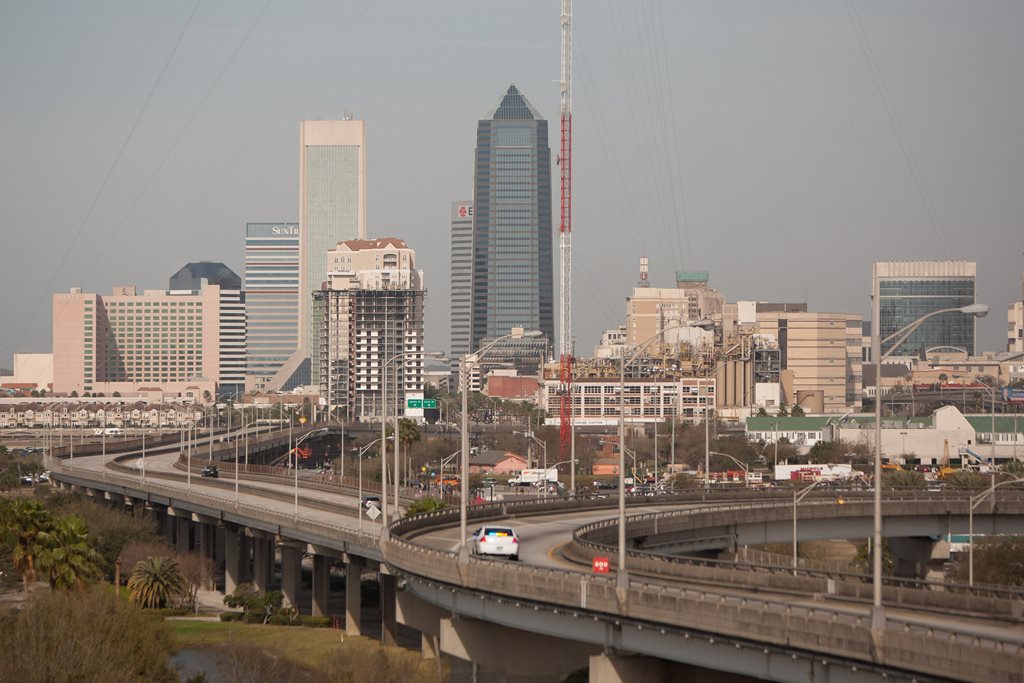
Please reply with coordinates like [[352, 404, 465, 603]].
[[201, 465, 219, 478]]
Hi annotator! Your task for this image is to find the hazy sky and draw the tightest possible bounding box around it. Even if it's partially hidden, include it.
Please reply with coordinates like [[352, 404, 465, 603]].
[[2, 1, 1022, 369]]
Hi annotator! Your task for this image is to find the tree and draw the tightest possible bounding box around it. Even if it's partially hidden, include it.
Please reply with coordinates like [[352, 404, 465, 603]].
[[70, 390, 78, 398], [883, 470, 926, 489], [945, 470, 986, 489], [756, 406, 768, 417], [0, 586, 177, 682], [791, 405, 806, 417], [112, 391, 121, 397], [0, 499, 53, 593], [398, 418, 422, 454], [952, 539, 1024, 586], [777, 405, 789, 417], [223, 583, 284, 624], [128, 556, 187, 609], [36, 515, 103, 591]]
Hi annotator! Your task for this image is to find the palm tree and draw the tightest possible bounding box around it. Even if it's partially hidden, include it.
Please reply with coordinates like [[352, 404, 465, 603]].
[[128, 556, 187, 608], [883, 470, 925, 489], [945, 470, 986, 489], [37, 515, 103, 592], [398, 418, 421, 454], [1, 499, 53, 593]]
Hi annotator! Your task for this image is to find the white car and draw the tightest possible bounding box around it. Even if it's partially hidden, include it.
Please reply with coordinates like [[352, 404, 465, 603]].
[[470, 526, 520, 560]]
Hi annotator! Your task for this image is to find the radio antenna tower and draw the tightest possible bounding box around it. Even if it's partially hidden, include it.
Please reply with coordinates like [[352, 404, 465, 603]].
[[558, 0, 574, 468]]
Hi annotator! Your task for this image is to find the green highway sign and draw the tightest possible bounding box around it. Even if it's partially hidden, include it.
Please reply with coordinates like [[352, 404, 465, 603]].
[[407, 399, 437, 409]]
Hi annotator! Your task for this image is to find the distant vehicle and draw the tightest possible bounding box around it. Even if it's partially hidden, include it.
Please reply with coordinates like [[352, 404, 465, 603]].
[[508, 468, 558, 487], [201, 465, 219, 478], [361, 495, 381, 509], [594, 479, 617, 490], [470, 526, 519, 560], [101, 427, 123, 436]]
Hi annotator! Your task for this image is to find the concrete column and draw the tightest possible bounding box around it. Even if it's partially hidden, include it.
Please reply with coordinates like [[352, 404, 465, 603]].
[[311, 554, 330, 618], [198, 522, 216, 591], [223, 526, 242, 596], [589, 654, 668, 683], [421, 633, 438, 660], [889, 537, 949, 581], [280, 545, 302, 610], [238, 534, 252, 584], [380, 572, 398, 646], [175, 517, 191, 556], [345, 558, 364, 636], [252, 538, 271, 594]]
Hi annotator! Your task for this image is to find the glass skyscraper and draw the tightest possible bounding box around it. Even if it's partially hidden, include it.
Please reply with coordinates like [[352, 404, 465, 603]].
[[469, 85, 554, 357], [874, 261, 978, 357], [245, 223, 299, 388]]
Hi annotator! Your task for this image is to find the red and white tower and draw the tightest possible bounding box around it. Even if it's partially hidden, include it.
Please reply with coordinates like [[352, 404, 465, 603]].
[[558, 0, 574, 462]]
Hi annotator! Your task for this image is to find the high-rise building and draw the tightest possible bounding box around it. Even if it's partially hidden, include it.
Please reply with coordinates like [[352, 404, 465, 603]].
[[470, 85, 554, 360], [168, 262, 245, 397], [270, 119, 366, 390], [449, 201, 473, 382], [313, 238, 425, 421], [873, 261, 978, 357], [245, 223, 299, 391], [169, 262, 241, 291], [52, 285, 226, 398]]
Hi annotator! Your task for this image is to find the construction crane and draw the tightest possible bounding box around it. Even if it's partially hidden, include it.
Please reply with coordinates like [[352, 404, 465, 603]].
[[557, 0, 574, 465]]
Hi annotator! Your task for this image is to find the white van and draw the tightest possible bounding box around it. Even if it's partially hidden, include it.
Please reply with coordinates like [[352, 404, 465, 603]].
[[102, 427, 124, 436]]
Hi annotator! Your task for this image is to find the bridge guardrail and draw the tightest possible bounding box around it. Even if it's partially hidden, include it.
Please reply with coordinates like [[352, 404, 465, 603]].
[[385, 515, 1024, 683]]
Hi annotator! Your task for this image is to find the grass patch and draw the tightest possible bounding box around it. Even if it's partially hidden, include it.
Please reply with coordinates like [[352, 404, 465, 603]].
[[167, 620, 343, 667]]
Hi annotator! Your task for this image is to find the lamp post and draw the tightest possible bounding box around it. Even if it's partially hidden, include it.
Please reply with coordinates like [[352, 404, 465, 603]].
[[459, 328, 542, 562], [870, 295, 988, 630], [709, 450, 749, 487], [382, 350, 443, 528], [793, 479, 822, 571], [617, 318, 715, 589], [353, 437, 390, 530], [969, 476, 1024, 585], [292, 427, 327, 518]]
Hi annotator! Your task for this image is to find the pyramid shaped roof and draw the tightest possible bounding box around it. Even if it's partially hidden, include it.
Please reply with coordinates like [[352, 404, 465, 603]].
[[484, 84, 543, 121]]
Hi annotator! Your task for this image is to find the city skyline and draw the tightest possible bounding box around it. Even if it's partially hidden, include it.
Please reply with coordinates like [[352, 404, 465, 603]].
[[2, 2, 1022, 368]]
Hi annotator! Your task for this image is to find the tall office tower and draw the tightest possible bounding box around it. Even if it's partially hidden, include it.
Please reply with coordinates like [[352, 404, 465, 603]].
[[470, 85, 554, 365], [169, 262, 246, 396], [313, 238, 425, 421], [449, 201, 473, 383], [244, 223, 299, 391], [873, 261, 978, 357], [270, 119, 366, 390]]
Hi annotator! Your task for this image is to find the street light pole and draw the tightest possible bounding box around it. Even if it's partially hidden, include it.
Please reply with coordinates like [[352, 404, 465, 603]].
[[969, 477, 1024, 585], [617, 318, 714, 590], [871, 295, 988, 630], [793, 480, 822, 572], [459, 329, 541, 562]]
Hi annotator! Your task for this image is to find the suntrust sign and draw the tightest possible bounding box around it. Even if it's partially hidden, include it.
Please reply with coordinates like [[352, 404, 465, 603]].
[[272, 225, 299, 236]]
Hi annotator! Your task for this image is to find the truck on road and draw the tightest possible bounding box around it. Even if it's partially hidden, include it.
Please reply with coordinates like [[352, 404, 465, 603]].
[[508, 468, 558, 487]]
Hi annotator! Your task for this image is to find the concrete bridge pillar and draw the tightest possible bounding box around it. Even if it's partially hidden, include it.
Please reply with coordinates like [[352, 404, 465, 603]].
[[889, 537, 949, 581], [175, 517, 191, 555], [588, 655, 668, 683], [198, 522, 216, 591], [438, 616, 596, 680], [280, 544, 302, 610], [251, 537, 273, 594], [380, 571, 398, 646], [311, 554, 331, 618], [345, 556, 365, 637], [223, 526, 243, 596], [237, 533, 252, 584]]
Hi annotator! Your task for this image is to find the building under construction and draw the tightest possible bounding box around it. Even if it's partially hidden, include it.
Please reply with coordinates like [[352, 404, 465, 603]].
[[313, 238, 425, 421]]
